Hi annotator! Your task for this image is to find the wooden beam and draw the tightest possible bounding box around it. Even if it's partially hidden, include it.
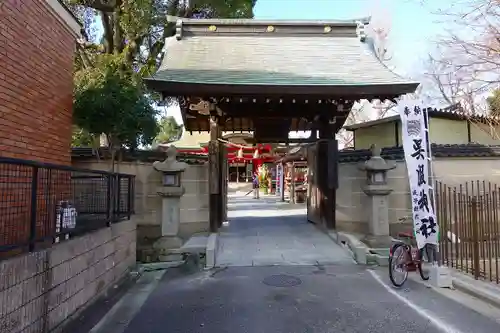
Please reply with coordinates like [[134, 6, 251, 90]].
[[252, 137, 317, 144], [209, 117, 221, 232], [219, 134, 227, 226], [183, 100, 354, 132], [219, 102, 343, 119]]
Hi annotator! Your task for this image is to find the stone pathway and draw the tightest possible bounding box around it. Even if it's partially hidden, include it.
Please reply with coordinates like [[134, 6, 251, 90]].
[[216, 194, 353, 266]]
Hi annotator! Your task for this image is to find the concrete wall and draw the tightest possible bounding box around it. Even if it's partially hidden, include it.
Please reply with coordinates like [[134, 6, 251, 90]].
[[336, 160, 410, 236], [336, 156, 500, 236], [179, 165, 210, 237], [72, 160, 210, 243], [470, 122, 500, 144], [0, 219, 136, 333], [433, 157, 500, 185], [354, 121, 398, 150], [353, 118, 500, 149], [428, 118, 469, 144]]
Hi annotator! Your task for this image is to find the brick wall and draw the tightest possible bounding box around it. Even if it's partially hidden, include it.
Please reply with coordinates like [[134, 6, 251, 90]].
[[0, 219, 137, 333], [0, 0, 76, 165], [0, 164, 74, 259]]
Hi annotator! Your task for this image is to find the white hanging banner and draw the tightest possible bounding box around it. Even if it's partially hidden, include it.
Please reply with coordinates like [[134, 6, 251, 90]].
[[276, 164, 282, 196], [398, 97, 438, 249]]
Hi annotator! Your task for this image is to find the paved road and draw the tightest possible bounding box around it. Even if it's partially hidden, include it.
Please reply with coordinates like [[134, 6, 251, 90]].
[[216, 195, 353, 266], [89, 194, 500, 333], [120, 264, 500, 333]]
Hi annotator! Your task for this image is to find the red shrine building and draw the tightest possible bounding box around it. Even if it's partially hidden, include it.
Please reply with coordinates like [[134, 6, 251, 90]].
[[159, 131, 282, 182]]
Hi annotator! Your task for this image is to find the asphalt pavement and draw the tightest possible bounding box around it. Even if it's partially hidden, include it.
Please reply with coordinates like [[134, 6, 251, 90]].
[[88, 194, 500, 333], [119, 264, 500, 333]]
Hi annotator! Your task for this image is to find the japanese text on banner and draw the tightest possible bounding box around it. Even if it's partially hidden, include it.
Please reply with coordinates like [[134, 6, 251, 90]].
[[399, 99, 438, 249]]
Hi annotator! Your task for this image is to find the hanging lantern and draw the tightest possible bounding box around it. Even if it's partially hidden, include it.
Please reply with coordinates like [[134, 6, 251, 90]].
[[253, 149, 260, 159], [237, 148, 243, 159]]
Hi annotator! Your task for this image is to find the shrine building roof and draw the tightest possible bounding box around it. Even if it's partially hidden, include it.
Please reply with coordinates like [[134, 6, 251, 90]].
[[145, 17, 419, 97], [342, 103, 489, 131]]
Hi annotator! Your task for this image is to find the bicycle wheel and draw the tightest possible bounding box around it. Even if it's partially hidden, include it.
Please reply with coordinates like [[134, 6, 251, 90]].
[[417, 249, 430, 281], [389, 243, 409, 287]]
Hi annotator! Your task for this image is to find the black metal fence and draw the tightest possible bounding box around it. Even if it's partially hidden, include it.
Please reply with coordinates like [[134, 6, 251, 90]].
[[0, 156, 135, 259]]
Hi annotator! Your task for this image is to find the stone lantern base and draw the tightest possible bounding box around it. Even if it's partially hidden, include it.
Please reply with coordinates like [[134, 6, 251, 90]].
[[357, 145, 397, 251], [150, 145, 188, 262], [362, 235, 394, 249], [152, 236, 184, 251]]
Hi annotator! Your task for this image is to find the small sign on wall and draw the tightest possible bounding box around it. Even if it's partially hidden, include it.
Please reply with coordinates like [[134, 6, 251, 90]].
[[55, 201, 77, 243]]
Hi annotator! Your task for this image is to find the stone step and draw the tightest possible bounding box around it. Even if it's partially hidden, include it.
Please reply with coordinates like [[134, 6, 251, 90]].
[[179, 234, 209, 254], [138, 234, 210, 263], [158, 253, 185, 262]]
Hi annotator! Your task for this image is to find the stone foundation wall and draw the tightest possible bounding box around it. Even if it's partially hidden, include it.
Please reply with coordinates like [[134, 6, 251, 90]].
[[337, 154, 500, 237], [0, 219, 137, 333], [179, 165, 209, 238], [336, 161, 410, 236], [72, 158, 210, 261]]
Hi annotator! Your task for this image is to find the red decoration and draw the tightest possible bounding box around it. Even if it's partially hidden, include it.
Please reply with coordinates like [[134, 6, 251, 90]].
[[176, 142, 276, 164]]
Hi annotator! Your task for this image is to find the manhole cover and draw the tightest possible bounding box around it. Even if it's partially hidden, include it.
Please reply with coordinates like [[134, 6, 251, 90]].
[[262, 274, 302, 287]]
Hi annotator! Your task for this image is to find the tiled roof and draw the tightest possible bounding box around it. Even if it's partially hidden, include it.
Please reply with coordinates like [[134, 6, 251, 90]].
[[339, 144, 500, 163], [71, 144, 500, 166], [71, 148, 208, 165], [343, 103, 500, 130], [146, 18, 418, 91], [158, 131, 210, 149]]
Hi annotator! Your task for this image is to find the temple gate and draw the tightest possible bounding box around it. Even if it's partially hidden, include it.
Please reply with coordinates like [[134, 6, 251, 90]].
[[146, 17, 418, 232]]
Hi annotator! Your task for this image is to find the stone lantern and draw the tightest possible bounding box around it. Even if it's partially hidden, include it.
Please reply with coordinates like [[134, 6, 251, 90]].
[[152, 145, 188, 251], [358, 145, 396, 248]]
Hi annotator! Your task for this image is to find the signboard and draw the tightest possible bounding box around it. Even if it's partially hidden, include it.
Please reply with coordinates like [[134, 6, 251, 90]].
[[398, 97, 439, 250], [55, 201, 77, 243], [276, 164, 283, 196], [61, 207, 77, 229]]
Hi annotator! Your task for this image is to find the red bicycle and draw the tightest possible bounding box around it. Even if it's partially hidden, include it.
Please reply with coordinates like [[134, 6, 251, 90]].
[[389, 230, 430, 287]]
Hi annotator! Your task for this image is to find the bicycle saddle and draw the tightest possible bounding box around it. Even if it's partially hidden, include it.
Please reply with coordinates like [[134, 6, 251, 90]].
[[398, 231, 414, 239]]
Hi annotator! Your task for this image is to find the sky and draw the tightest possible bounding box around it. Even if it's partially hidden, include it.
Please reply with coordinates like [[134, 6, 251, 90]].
[[163, 0, 451, 124], [253, 0, 444, 77]]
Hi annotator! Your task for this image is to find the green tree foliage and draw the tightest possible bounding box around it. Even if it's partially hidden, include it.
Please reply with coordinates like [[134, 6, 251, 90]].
[[65, 0, 255, 165], [66, 0, 256, 75], [73, 54, 159, 167], [155, 116, 183, 144], [487, 89, 500, 117], [71, 126, 96, 147]]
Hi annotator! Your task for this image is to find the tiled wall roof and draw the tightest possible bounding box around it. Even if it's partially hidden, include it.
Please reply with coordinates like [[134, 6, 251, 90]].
[[339, 144, 500, 163], [71, 148, 208, 165]]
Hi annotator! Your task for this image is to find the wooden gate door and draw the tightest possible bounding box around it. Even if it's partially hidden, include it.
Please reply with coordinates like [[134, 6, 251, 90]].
[[307, 140, 338, 229], [307, 145, 320, 224], [222, 148, 228, 223], [218, 142, 227, 227]]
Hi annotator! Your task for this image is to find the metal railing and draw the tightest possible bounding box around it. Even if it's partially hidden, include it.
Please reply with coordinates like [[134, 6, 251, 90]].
[[436, 180, 500, 284], [0, 156, 135, 259]]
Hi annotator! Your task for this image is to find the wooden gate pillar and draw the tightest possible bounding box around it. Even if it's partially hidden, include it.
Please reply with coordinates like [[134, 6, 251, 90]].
[[209, 117, 222, 232], [219, 135, 227, 226], [317, 119, 338, 229]]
